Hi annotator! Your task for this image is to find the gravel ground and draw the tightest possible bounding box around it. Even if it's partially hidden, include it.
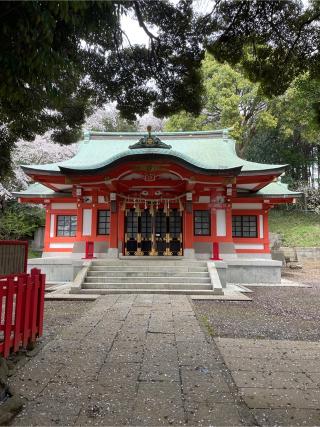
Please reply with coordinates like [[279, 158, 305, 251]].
[[39, 300, 94, 346], [193, 260, 320, 341]]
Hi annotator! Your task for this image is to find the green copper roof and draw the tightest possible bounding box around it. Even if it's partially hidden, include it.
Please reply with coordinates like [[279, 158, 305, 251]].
[[22, 130, 286, 176], [254, 181, 302, 197], [13, 183, 71, 198]]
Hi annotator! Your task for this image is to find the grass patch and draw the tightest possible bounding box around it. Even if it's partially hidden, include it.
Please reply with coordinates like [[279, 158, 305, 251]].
[[28, 249, 42, 259], [200, 315, 215, 336], [269, 209, 320, 247]]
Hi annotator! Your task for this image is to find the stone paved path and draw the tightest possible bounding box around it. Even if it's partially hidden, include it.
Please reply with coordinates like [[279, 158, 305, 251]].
[[216, 338, 320, 426], [10, 295, 247, 426]]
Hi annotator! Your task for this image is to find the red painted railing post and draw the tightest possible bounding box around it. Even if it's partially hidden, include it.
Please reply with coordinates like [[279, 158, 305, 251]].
[[210, 242, 222, 261], [37, 273, 46, 337], [3, 276, 14, 358], [83, 241, 96, 259], [0, 267, 45, 358], [13, 275, 24, 352]]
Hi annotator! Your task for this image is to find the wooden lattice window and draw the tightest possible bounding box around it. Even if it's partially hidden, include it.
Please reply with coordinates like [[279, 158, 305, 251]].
[[56, 215, 77, 237], [194, 210, 211, 236], [97, 210, 110, 235], [232, 215, 258, 238]]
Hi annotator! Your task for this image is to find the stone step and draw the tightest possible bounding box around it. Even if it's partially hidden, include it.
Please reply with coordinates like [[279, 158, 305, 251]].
[[75, 288, 216, 294], [89, 267, 208, 274], [82, 282, 213, 290], [90, 260, 208, 267], [84, 276, 211, 284], [86, 271, 210, 278], [89, 265, 208, 272]]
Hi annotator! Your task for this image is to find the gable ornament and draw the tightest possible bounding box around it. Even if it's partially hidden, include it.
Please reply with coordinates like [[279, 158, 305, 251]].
[[129, 125, 171, 149]]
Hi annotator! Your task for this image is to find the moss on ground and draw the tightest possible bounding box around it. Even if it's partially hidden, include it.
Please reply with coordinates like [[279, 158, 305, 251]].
[[269, 209, 320, 247], [200, 315, 215, 336]]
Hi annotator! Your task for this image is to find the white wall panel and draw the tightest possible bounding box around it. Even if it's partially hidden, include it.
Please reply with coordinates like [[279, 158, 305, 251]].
[[198, 196, 210, 203], [50, 214, 55, 237], [216, 209, 226, 236], [259, 214, 264, 238], [51, 203, 77, 210], [49, 243, 74, 249], [82, 209, 92, 236], [234, 244, 264, 250], [232, 203, 262, 210]]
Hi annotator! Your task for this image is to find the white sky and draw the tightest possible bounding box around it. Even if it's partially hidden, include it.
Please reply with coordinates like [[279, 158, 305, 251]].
[[121, 0, 214, 46]]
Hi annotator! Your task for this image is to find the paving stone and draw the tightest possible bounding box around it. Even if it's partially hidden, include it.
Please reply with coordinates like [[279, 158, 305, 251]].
[[132, 381, 185, 426], [98, 362, 141, 386], [231, 370, 316, 389], [223, 356, 305, 373], [145, 332, 175, 346], [240, 387, 320, 409], [140, 360, 180, 382], [9, 360, 64, 401], [76, 399, 135, 425], [10, 295, 258, 426], [186, 402, 243, 426], [252, 408, 320, 426], [143, 343, 178, 363]]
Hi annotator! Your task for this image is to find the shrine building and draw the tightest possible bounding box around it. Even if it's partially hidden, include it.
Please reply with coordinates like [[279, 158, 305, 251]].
[[16, 129, 299, 260]]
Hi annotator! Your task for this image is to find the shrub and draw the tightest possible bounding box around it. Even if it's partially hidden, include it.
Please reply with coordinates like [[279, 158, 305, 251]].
[[0, 202, 45, 240]]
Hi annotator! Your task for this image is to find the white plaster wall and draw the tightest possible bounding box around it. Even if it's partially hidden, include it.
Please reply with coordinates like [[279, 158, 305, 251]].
[[259, 214, 264, 238], [216, 209, 226, 236], [234, 244, 264, 250], [49, 243, 74, 249], [51, 203, 77, 209], [198, 196, 210, 203], [50, 214, 55, 237], [82, 209, 92, 236], [232, 203, 262, 209]]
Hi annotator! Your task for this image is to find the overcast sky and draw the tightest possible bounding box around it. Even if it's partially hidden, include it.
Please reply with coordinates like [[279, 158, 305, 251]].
[[121, 0, 214, 46]]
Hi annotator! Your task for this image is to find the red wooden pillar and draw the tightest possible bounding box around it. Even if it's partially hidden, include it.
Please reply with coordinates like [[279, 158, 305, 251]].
[[110, 209, 118, 249], [76, 203, 83, 241], [225, 205, 233, 241], [263, 209, 270, 253], [183, 209, 193, 249], [118, 209, 125, 254], [44, 205, 51, 252]]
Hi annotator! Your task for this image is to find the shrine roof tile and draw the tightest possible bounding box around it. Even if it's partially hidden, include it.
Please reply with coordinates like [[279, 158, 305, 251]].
[[21, 130, 287, 176]]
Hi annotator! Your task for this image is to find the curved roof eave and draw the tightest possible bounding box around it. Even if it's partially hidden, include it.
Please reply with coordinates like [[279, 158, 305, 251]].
[[239, 164, 288, 175], [58, 153, 243, 176]]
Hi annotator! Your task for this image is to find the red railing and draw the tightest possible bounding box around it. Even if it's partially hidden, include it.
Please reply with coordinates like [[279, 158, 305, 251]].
[[0, 268, 45, 358]]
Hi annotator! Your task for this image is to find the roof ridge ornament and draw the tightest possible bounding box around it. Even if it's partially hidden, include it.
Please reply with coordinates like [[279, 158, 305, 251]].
[[129, 125, 172, 150]]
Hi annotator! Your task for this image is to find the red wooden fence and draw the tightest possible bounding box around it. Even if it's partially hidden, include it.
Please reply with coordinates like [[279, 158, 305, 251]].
[[0, 268, 45, 358]]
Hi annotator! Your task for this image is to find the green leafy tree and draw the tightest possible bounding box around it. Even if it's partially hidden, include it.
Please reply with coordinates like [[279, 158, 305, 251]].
[[246, 73, 320, 185], [102, 116, 138, 133], [3, 0, 320, 179], [0, 202, 45, 240], [205, 1, 320, 96], [0, 1, 203, 178], [165, 54, 272, 154]]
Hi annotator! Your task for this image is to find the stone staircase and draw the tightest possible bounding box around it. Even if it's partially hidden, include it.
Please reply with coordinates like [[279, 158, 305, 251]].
[[74, 258, 223, 295]]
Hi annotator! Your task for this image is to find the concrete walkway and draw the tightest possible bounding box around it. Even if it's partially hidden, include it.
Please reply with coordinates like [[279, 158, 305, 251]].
[[11, 295, 248, 426], [216, 338, 320, 426]]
